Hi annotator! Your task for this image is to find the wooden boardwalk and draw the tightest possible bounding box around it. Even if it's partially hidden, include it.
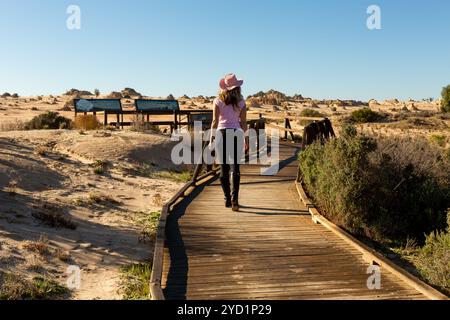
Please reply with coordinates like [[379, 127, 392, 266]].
[[161, 143, 430, 300]]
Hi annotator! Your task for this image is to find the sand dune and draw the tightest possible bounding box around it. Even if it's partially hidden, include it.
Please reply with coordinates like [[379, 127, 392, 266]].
[[0, 129, 184, 299]]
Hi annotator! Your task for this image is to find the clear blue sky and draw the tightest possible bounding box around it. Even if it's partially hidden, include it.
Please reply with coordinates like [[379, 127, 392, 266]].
[[0, 0, 449, 101]]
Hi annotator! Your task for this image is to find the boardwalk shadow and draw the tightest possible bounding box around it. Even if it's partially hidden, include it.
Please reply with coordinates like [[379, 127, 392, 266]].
[[163, 176, 219, 300], [238, 205, 309, 216], [254, 146, 300, 176]]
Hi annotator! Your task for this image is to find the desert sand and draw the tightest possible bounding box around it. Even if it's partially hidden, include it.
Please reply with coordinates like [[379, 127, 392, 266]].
[[0, 90, 448, 299], [0, 128, 185, 299]]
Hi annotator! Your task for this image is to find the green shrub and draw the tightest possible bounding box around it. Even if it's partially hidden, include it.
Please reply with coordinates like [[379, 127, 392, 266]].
[[120, 263, 152, 300], [414, 230, 450, 294], [441, 85, 450, 113], [349, 108, 383, 123], [0, 272, 67, 300], [429, 134, 447, 148], [300, 108, 325, 118], [25, 112, 72, 130], [299, 127, 450, 244]]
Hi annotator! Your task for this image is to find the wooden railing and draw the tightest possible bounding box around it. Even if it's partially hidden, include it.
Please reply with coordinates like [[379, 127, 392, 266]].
[[256, 114, 335, 147]]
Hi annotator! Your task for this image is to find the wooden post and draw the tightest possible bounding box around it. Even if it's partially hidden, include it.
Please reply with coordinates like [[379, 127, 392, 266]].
[[174, 111, 178, 131], [104, 112, 107, 126], [256, 121, 261, 159], [286, 118, 295, 141], [284, 118, 288, 140]]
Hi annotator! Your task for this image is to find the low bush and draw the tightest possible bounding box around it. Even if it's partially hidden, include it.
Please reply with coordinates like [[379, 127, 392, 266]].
[[299, 125, 450, 244], [119, 263, 152, 300], [349, 108, 384, 123], [131, 116, 161, 133], [74, 115, 101, 130], [413, 228, 450, 294], [441, 85, 450, 113], [429, 134, 447, 148], [25, 112, 72, 130], [0, 272, 67, 300], [300, 108, 325, 118]]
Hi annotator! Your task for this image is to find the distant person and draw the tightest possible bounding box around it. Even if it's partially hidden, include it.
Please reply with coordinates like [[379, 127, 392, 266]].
[[210, 74, 248, 212]]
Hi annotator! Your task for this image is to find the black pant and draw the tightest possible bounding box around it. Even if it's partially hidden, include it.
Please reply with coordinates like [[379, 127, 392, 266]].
[[218, 129, 243, 202]]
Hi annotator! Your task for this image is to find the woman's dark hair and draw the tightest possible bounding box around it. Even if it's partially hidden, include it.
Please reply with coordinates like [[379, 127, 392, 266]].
[[219, 87, 244, 110]]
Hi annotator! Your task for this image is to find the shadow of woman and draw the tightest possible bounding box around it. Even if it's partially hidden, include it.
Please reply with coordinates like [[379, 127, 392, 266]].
[[163, 176, 218, 300]]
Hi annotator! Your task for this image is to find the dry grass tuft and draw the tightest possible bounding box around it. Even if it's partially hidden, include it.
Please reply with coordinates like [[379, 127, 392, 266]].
[[139, 211, 160, 243], [35, 146, 49, 156], [55, 249, 71, 262], [23, 235, 50, 256], [88, 192, 120, 205], [74, 115, 101, 130], [92, 159, 108, 175], [153, 193, 163, 206], [0, 271, 67, 300], [130, 116, 161, 133], [31, 203, 77, 230], [0, 119, 26, 131]]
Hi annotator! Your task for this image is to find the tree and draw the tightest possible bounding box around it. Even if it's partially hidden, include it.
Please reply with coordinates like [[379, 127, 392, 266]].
[[441, 85, 450, 113], [94, 89, 100, 97]]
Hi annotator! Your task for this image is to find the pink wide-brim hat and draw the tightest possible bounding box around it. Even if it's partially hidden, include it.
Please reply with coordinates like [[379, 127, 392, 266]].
[[219, 73, 244, 91]]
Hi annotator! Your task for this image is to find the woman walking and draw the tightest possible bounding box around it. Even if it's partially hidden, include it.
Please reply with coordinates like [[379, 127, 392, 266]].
[[210, 73, 248, 212]]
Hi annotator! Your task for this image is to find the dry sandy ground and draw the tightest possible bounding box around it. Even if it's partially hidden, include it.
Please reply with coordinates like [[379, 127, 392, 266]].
[[0, 94, 448, 300], [248, 99, 449, 143], [0, 95, 211, 126], [0, 129, 185, 299]]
